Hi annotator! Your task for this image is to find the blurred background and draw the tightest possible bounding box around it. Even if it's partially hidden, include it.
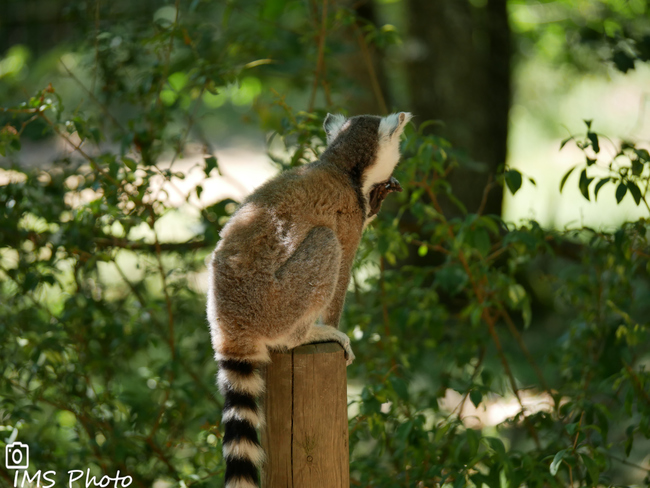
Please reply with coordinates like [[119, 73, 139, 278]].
[[1, 1, 650, 487], [2, 0, 650, 226]]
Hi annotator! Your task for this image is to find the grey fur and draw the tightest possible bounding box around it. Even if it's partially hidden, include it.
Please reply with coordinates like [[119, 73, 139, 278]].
[[207, 113, 411, 362], [207, 113, 410, 487], [208, 115, 410, 361]]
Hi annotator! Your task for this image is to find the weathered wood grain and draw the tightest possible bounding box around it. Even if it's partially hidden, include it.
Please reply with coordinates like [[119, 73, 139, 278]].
[[261, 342, 349, 488], [261, 348, 293, 487]]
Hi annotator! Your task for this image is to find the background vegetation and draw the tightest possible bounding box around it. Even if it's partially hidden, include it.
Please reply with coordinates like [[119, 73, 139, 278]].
[[1, 0, 649, 486]]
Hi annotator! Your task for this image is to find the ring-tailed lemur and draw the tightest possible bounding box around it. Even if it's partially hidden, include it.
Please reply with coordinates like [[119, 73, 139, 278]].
[[207, 112, 411, 488]]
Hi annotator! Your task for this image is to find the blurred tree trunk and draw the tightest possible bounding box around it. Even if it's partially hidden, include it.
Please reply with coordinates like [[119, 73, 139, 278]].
[[1, 0, 71, 55], [404, 0, 511, 217], [334, 1, 391, 115]]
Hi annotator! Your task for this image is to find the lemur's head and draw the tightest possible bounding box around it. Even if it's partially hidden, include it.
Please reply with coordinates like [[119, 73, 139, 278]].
[[323, 112, 412, 215]]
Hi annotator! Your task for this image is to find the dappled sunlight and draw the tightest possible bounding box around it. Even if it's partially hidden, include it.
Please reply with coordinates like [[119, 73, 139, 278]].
[[147, 145, 276, 209], [438, 389, 561, 430]]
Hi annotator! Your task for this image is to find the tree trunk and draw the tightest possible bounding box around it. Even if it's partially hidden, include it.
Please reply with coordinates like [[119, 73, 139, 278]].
[[404, 0, 511, 217]]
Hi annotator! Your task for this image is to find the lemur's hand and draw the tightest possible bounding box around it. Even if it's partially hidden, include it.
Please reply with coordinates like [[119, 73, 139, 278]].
[[368, 176, 403, 217]]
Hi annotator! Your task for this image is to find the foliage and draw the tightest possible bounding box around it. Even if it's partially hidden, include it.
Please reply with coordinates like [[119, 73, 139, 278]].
[[0, 90, 227, 486], [510, 0, 650, 73], [345, 121, 650, 486], [1, 1, 650, 488], [560, 121, 650, 211]]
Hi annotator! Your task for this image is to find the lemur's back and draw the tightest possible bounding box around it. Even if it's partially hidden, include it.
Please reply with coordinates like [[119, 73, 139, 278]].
[[213, 161, 361, 276]]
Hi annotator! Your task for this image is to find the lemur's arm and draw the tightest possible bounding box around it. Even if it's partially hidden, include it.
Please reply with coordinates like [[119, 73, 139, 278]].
[[324, 176, 402, 328], [322, 239, 358, 328]]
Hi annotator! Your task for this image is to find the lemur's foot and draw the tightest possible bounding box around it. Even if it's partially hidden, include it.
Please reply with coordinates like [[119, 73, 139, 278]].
[[328, 328, 355, 366], [340, 336, 356, 366], [368, 176, 403, 217], [304, 325, 355, 366]]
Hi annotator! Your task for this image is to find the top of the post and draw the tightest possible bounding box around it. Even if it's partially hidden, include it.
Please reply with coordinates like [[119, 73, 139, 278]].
[[292, 342, 344, 355]]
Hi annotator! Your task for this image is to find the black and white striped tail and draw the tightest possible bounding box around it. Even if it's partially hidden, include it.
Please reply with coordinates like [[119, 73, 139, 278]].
[[218, 359, 265, 488]]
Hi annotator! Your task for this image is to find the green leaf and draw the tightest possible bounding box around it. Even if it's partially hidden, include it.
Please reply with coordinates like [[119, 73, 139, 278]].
[[261, 0, 286, 20], [23, 271, 39, 291], [508, 284, 526, 306], [505, 169, 523, 195], [122, 157, 137, 171], [560, 135, 574, 150], [466, 428, 479, 460], [469, 304, 483, 327], [625, 428, 634, 457], [108, 157, 119, 179], [447, 193, 468, 215], [396, 420, 413, 442], [615, 182, 628, 204], [10, 138, 21, 153], [453, 474, 466, 488], [632, 159, 643, 176], [627, 181, 642, 205], [418, 244, 428, 257], [613, 49, 635, 73], [168, 71, 188, 92], [578, 169, 593, 201], [390, 377, 409, 401], [635, 148, 650, 162], [581, 454, 600, 484], [584, 119, 592, 130], [472, 227, 491, 257], [559, 166, 575, 192], [550, 449, 568, 475], [593, 177, 611, 200], [160, 90, 177, 106], [434, 264, 468, 296], [360, 394, 381, 415], [204, 156, 220, 176], [485, 437, 506, 458], [587, 132, 600, 153], [566, 422, 580, 435], [470, 389, 482, 408]]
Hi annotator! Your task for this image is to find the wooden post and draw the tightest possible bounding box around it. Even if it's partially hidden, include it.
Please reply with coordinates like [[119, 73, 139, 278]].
[[261, 342, 349, 488]]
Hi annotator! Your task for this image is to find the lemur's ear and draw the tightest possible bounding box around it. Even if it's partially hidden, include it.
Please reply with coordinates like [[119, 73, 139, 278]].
[[323, 113, 348, 144], [379, 112, 413, 139]]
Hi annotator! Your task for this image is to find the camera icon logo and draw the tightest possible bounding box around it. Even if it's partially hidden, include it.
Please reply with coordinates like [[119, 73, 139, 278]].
[[5, 442, 29, 469]]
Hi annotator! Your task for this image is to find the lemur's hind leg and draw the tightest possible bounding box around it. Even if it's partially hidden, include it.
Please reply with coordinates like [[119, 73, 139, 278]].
[[272, 227, 354, 364], [269, 226, 341, 329]]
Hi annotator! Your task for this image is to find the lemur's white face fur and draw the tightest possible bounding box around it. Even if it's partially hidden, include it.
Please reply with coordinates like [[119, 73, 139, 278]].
[[364, 112, 412, 195], [323, 112, 412, 196]]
